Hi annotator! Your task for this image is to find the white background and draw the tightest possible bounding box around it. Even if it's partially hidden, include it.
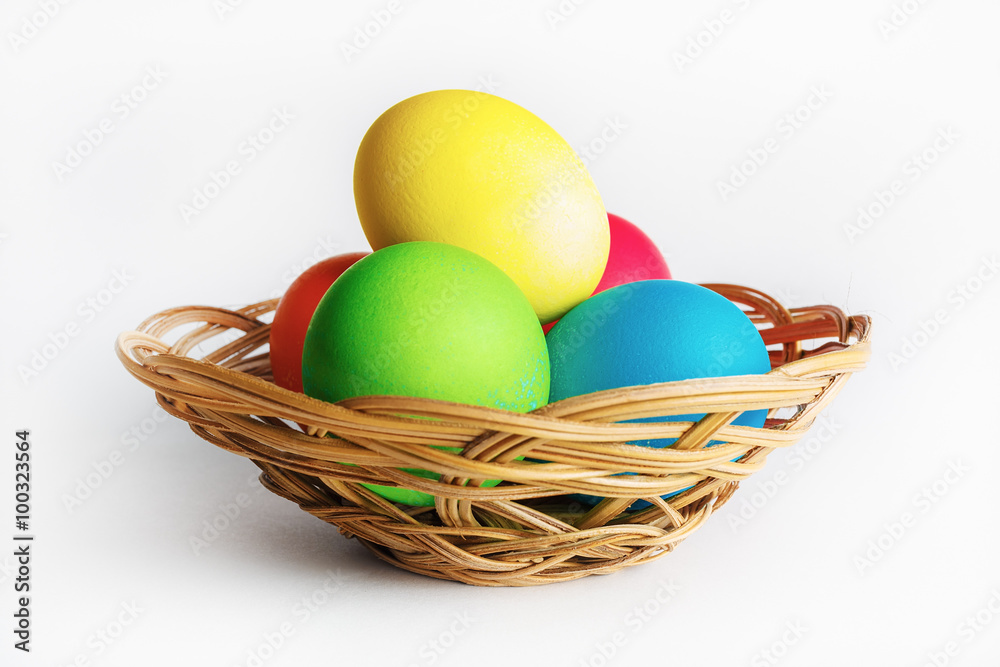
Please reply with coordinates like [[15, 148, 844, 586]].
[[2, 1, 999, 665]]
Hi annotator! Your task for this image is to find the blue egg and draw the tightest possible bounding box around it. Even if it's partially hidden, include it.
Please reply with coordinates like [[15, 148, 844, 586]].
[[546, 279, 772, 508]]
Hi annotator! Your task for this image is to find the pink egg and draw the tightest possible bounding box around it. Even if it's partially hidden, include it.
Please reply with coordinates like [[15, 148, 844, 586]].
[[596, 213, 671, 290], [544, 213, 670, 333]]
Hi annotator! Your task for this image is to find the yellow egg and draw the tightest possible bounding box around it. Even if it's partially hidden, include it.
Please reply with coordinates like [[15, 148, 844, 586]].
[[353, 89, 609, 324]]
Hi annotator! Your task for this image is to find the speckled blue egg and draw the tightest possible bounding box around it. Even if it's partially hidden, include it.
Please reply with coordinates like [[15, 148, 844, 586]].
[[546, 279, 772, 506]]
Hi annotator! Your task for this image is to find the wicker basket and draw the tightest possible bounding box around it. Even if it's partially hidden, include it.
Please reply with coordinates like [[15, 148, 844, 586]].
[[115, 284, 871, 586]]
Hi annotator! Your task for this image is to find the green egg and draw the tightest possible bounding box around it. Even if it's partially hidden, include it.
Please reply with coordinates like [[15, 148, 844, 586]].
[[302, 241, 550, 505]]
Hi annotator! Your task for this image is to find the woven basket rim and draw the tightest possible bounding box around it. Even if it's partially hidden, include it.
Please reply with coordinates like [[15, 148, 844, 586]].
[[114, 283, 872, 586], [116, 288, 871, 436]]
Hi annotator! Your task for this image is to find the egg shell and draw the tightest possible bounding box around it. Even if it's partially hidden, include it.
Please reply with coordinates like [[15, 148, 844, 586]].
[[546, 279, 771, 506], [302, 241, 550, 506], [595, 213, 671, 293], [269, 252, 368, 393], [353, 89, 609, 323], [543, 212, 671, 333]]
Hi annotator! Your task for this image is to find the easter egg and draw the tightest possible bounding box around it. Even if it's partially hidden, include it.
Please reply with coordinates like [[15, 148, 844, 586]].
[[547, 279, 771, 505], [269, 252, 368, 393], [543, 213, 671, 333], [302, 241, 550, 506], [596, 213, 671, 293], [353, 89, 609, 324]]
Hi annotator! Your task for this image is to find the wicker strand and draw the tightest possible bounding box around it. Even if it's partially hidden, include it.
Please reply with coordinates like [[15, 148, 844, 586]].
[[115, 285, 871, 586]]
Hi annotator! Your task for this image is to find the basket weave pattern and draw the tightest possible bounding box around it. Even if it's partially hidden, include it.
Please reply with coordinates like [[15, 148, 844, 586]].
[[116, 285, 870, 586]]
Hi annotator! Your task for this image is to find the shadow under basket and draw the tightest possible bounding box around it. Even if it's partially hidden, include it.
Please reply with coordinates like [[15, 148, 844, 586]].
[[116, 284, 871, 587]]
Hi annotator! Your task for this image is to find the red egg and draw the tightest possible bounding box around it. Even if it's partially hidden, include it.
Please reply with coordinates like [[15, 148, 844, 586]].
[[269, 252, 368, 392], [543, 213, 670, 333], [596, 213, 671, 290]]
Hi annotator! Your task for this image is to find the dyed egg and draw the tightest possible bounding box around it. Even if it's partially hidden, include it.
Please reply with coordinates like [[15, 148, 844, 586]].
[[269, 252, 368, 393], [353, 89, 609, 324], [302, 241, 550, 506], [546, 279, 771, 505], [544, 212, 671, 333], [596, 213, 671, 292]]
